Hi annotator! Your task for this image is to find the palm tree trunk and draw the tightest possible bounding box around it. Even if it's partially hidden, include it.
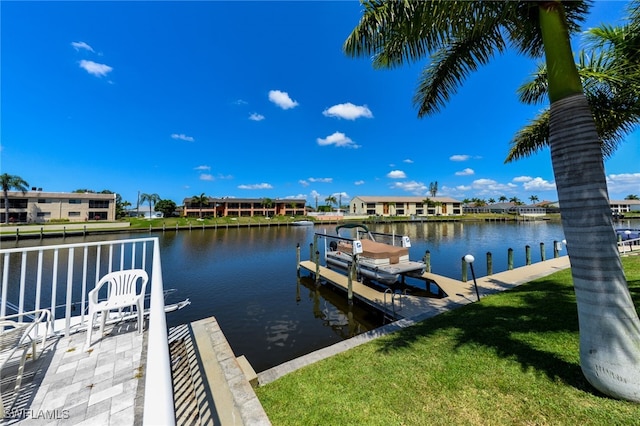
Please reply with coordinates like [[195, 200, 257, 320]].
[[550, 93, 640, 401], [3, 190, 9, 224]]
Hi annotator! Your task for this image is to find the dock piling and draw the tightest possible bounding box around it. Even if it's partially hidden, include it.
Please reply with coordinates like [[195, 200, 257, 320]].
[[461, 256, 468, 282], [508, 248, 514, 270], [540, 242, 545, 261], [525, 245, 531, 265], [423, 250, 431, 273], [486, 251, 493, 276]]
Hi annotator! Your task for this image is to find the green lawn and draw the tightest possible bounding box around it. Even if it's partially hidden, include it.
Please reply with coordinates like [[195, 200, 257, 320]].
[[256, 255, 640, 425]]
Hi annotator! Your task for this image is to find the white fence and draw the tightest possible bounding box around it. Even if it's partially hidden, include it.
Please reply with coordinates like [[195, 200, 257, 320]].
[[0, 237, 175, 425]]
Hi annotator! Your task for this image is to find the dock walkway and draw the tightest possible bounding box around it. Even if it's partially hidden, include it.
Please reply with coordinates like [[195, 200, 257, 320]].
[[299, 256, 571, 321]]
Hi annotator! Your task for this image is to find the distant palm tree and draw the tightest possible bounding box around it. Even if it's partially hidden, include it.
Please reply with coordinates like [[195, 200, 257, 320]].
[[140, 193, 160, 219], [261, 198, 273, 217], [191, 193, 209, 218], [488, 198, 496, 204], [529, 195, 539, 204], [625, 194, 639, 200], [1, 173, 29, 224], [509, 196, 521, 205], [325, 196, 337, 211], [498, 196, 508, 203], [429, 181, 438, 197]]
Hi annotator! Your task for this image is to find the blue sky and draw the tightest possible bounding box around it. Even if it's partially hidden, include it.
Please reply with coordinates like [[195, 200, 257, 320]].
[[2, 1, 638, 207]]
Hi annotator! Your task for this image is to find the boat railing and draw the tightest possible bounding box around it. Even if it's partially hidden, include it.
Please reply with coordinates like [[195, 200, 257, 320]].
[[361, 230, 410, 247], [0, 237, 175, 425], [618, 237, 640, 253]]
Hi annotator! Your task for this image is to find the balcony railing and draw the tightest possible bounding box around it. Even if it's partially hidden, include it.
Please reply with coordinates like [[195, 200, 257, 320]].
[[0, 236, 175, 425]]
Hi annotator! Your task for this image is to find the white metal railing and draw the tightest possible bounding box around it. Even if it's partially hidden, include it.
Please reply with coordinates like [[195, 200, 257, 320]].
[[0, 236, 175, 425], [618, 237, 640, 253]]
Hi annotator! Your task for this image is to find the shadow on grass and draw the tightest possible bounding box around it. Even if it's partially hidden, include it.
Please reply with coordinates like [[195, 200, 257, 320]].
[[374, 273, 601, 393]]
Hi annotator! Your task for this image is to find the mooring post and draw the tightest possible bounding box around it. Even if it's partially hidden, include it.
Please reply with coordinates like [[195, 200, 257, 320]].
[[525, 245, 531, 265], [63, 226, 66, 238], [15, 228, 19, 242], [486, 251, 493, 276], [40, 227, 44, 239], [315, 250, 320, 284], [540, 242, 545, 261], [296, 243, 300, 275], [83, 225, 87, 237], [423, 250, 431, 273], [461, 256, 468, 282], [347, 262, 353, 305], [309, 243, 313, 262], [553, 240, 559, 258], [508, 248, 514, 270]]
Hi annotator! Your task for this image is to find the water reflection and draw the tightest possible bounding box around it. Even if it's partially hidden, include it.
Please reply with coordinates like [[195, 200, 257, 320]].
[[4, 220, 591, 372]]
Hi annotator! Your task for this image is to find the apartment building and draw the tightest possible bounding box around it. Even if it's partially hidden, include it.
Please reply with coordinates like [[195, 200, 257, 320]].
[[349, 196, 463, 217], [182, 197, 306, 218], [1, 191, 116, 223]]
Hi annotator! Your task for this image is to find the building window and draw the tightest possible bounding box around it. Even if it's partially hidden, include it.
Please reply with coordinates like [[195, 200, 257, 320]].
[[69, 212, 81, 217], [0, 199, 28, 208], [89, 200, 109, 208], [37, 199, 51, 204], [69, 199, 82, 204], [89, 211, 107, 220], [37, 212, 51, 217]]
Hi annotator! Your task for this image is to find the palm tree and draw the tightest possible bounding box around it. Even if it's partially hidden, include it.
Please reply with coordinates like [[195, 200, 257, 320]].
[[191, 193, 209, 219], [261, 197, 273, 217], [506, 1, 640, 162], [1, 173, 29, 224], [345, 0, 640, 401], [529, 195, 539, 204], [139, 193, 160, 219], [325, 195, 337, 211], [429, 181, 438, 197], [498, 196, 508, 203], [488, 198, 496, 204], [625, 194, 639, 200]]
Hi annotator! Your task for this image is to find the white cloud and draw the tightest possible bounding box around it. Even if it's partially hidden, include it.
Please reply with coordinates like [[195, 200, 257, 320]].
[[171, 133, 195, 142], [512, 176, 533, 183], [78, 60, 112, 77], [522, 177, 556, 191], [387, 170, 406, 179], [322, 103, 373, 120], [268, 90, 299, 110], [403, 159, 414, 164], [299, 180, 309, 187], [233, 99, 248, 105], [390, 180, 427, 194], [316, 132, 360, 148], [450, 154, 470, 162], [194, 165, 210, 171], [309, 177, 333, 183], [470, 178, 517, 195], [200, 174, 214, 181], [607, 173, 640, 197], [71, 41, 94, 52], [354, 180, 365, 185], [249, 113, 265, 121], [455, 168, 474, 176], [238, 183, 273, 190]]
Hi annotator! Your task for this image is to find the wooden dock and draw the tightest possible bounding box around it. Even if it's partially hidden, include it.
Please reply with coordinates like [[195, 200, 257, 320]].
[[298, 256, 572, 321]]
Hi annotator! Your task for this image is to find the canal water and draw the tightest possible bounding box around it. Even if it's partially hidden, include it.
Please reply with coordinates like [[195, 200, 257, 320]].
[[8, 219, 633, 373]]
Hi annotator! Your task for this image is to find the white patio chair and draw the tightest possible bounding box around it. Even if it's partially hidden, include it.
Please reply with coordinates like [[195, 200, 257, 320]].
[[0, 309, 53, 417], [85, 269, 148, 348]]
